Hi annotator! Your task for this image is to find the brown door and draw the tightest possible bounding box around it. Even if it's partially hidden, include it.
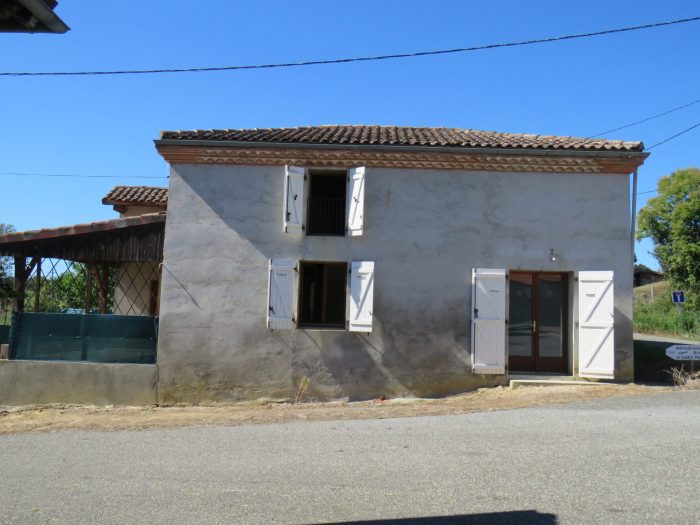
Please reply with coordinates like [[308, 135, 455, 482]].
[[508, 272, 568, 374]]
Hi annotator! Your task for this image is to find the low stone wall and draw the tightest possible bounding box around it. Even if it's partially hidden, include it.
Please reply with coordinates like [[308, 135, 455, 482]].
[[0, 360, 157, 406]]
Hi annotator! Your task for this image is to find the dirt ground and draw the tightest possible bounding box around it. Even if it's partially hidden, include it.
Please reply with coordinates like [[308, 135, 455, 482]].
[[0, 383, 677, 435]]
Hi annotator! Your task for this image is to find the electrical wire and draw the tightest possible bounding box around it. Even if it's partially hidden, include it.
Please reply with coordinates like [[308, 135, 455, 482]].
[[0, 172, 167, 179], [2, 16, 698, 77], [646, 121, 700, 150], [588, 97, 700, 138]]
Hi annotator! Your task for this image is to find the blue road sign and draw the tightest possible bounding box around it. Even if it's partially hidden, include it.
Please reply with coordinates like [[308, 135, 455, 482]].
[[672, 290, 686, 304]]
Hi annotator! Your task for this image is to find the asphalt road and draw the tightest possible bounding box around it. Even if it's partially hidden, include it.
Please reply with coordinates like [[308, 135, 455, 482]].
[[1, 390, 698, 525]]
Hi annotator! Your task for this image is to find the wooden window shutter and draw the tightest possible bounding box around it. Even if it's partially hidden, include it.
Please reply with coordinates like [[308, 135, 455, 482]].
[[267, 259, 295, 329], [349, 261, 374, 332], [578, 271, 615, 378], [347, 167, 365, 237], [283, 165, 305, 235], [471, 268, 507, 374]]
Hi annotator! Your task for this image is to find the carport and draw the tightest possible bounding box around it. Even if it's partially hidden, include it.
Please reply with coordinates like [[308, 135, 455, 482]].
[[0, 213, 165, 364]]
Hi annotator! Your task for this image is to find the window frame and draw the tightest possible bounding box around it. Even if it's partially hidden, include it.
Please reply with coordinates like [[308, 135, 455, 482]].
[[305, 169, 349, 237], [297, 260, 348, 329]]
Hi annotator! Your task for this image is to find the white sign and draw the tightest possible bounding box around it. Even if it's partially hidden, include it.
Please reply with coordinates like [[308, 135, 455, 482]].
[[666, 345, 700, 361]]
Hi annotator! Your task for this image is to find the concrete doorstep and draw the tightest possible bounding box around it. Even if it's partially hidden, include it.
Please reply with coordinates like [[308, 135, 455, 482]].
[[509, 375, 609, 389]]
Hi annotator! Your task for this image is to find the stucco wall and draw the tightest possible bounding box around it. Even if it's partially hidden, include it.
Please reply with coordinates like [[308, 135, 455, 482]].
[[113, 262, 160, 316], [120, 205, 165, 218], [0, 360, 157, 406], [157, 163, 633, 403]]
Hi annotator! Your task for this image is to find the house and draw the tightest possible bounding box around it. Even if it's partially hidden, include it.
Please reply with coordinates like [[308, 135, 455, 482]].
[[0, 125, 648, 405], [633, 265, 664, 287], [153, 125, 648, 403]]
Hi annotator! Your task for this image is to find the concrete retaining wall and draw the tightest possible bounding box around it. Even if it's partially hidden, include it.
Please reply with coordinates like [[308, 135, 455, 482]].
[[0, 360, 157, 406]]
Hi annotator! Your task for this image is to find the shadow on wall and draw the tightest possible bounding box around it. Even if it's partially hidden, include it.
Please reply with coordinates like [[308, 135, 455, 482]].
[[613, 307, 634, 382], [305, 510, 558, 524], [164, 167, 504, 401]]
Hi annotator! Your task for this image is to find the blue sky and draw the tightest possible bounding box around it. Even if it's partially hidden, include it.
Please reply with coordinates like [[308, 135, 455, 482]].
[[2, 1, 699, 270]]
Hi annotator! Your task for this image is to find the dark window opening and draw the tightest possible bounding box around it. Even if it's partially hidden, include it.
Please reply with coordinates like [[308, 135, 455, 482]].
[[306, 171, 346, 236], [299, 262, 347, 327]]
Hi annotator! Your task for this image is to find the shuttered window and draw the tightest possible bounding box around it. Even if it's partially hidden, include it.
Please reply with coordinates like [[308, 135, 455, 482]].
[[281, 166, 366, 237]]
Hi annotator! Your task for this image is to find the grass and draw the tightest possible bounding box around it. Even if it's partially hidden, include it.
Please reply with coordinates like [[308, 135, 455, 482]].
[[634, 306, 700, 339], [634, 282, 700, 339]]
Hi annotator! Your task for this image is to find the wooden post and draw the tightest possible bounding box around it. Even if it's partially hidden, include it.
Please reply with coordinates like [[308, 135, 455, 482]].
[[85, 264, 94, 313], [33, 257, 41, 312], [96, 266, 108, 314], [13, 257, 27, 312], [13, 256, 38, 313]]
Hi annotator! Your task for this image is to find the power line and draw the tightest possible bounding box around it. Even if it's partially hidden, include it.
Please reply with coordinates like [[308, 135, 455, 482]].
[[0, 172, 167, 179], [646, 121, 700, 150], [2, 16, 699, 77], [588, 97, 700, 138]]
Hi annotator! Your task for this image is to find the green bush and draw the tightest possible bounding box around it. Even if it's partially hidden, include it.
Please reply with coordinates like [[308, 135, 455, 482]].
[[634, 293, 700, 338]]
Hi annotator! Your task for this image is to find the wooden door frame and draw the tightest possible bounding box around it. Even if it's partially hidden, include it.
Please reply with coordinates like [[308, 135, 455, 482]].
[[508, 271, 569, 374]]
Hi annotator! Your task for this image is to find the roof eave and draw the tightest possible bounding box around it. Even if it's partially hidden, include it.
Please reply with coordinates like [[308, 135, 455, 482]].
[[101, 199, 168, 207], [17, 0, 70, 33], [0, 213, 166, 246]]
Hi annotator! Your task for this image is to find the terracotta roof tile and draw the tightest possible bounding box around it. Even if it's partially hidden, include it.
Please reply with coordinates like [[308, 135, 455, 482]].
[[102, 186, 168, 207], [159, 125, 644, 152]]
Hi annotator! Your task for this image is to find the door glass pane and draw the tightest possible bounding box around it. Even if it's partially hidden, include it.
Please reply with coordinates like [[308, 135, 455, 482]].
[[538, 274, 564, 358], [509, 273, 533, 357]]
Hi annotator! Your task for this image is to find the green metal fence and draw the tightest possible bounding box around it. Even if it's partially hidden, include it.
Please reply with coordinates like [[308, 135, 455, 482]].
[[0, 325, 9, 345], [9, 312, 157, 364]]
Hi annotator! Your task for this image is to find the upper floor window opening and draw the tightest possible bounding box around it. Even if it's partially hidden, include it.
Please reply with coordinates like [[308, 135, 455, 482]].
[[283, 165, 365, 238], [306, 170, 347, 236]]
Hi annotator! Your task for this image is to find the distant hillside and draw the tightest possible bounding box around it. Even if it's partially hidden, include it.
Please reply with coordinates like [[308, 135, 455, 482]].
[[633, 281, 668, 305]]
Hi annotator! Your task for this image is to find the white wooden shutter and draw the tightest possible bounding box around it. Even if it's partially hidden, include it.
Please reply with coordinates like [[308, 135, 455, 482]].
[[283, 165, 305, 235], [347, 166, 365, 236], [349, 261, 374, 332], [267, 259, 295, 329], [471, 268, 507, 374], [578, 271, 615, 378]]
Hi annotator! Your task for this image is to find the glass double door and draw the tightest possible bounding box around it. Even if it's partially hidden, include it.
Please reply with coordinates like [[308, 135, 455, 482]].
[[508, 272, 568, 374]]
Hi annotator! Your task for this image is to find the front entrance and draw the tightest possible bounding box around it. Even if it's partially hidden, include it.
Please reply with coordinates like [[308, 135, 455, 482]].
[[508, 272, 568, 374]]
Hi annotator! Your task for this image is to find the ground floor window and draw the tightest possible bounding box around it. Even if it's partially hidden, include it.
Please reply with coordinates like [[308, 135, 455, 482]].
[[298, 261, 347, 327]]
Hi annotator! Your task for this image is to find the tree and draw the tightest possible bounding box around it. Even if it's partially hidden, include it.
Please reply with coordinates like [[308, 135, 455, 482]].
[[0, 223, 15, 321], [637, 167, 700, 306]]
